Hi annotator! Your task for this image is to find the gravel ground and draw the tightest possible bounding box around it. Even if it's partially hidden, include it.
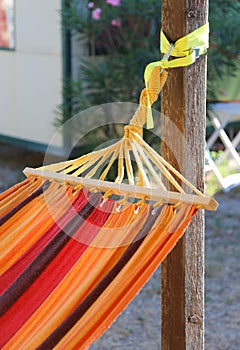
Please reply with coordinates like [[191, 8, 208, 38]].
[[0, 141, 239, 350]]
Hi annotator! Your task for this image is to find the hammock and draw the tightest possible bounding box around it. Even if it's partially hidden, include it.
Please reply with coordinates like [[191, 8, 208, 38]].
[[0, 24, 218, 350]]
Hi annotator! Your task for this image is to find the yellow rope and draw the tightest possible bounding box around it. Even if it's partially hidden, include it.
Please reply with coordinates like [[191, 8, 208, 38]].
[[129, 68, 168, 131]]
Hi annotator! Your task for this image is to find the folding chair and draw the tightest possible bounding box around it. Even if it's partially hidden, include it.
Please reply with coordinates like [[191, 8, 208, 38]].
[[207, 102, 240, 169], [205, 146, 240, 192]]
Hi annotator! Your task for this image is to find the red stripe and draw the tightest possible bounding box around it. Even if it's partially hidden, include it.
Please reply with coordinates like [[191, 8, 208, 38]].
[[0, 197, 113, 347]]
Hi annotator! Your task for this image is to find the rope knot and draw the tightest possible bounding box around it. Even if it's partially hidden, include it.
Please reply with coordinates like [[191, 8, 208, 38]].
[[124, 125, 143, 139]]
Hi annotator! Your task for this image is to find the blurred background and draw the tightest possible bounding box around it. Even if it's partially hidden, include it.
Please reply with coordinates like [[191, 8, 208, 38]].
[[0, 1, 240, 349]]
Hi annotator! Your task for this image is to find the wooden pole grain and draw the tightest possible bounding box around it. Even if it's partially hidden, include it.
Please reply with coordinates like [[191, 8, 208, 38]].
[[161, 1, 208, 349]]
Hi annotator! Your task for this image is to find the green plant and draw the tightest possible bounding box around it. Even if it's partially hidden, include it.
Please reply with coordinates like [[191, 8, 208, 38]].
[[59, 0, 240, 124], [207, 0, 240, 100], [59, 0, 161, 124]]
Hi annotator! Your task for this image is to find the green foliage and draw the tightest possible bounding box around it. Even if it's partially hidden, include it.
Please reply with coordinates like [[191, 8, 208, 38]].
[[59, 0, 240, 124], [208, 0, 240, 100], [59, 0, 161, 123], [62, 0, 161, 54]]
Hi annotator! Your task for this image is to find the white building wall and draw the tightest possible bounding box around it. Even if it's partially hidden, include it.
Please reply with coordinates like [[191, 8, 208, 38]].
[[0, 0, 62, 148]]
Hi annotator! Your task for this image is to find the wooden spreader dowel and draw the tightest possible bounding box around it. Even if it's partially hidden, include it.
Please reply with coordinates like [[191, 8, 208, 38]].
[[23, 167, 218, 211]]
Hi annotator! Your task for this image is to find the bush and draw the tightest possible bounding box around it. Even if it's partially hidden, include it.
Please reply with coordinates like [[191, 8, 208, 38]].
[[58, 0, 240, 123]]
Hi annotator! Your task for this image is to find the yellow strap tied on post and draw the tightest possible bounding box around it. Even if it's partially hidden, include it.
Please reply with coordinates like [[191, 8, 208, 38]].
[[145, 23, 209, 129]]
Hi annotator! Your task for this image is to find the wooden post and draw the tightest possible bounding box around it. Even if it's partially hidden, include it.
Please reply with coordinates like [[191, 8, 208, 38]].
[[161, 1, 208, 349]]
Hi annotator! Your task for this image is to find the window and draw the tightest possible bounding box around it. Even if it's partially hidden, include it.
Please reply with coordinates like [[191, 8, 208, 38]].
[[0, 0, 15, 50]]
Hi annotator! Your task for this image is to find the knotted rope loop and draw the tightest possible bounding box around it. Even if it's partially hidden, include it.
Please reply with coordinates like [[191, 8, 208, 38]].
[[124, 125, 143, 139], [129, 69, 168, 131], [128, 23, 209, 131]]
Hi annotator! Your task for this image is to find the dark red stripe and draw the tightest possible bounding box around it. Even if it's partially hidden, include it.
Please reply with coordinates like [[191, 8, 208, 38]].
[[37, 205, 162, 350], [0, 195, 113, 348]]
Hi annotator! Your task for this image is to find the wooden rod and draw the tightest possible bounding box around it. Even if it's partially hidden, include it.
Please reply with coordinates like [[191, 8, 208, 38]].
[[23, 168, 217, 211]]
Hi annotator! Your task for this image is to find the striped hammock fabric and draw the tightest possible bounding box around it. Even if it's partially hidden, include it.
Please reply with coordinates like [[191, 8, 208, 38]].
[[0, 176, 197, 349]]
